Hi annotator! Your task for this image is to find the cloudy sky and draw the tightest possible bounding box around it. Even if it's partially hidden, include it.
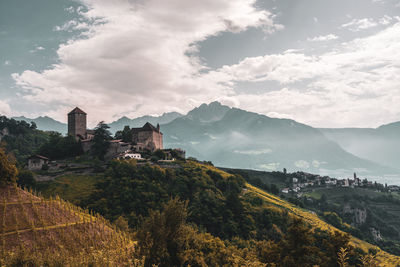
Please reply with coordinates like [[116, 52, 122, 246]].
[[1, 0, 400, 128]]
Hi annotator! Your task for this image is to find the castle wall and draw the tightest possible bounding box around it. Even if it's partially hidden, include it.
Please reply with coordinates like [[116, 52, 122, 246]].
[[132, 130, 163, 151], [152, 132, 163, 150]]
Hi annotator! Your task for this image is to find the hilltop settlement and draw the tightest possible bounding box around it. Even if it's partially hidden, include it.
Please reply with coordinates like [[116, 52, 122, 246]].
[[28, 107, 185, 172]]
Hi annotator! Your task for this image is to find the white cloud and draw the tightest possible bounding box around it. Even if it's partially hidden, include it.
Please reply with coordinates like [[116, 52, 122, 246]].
[[379, 15, 393, 25], [307, 34, 338, 42], [64, 6, 75, 13], [342, 18, 378, 31], [29, 46, 46, 53], [211, 22, 400, 127], [4, 60, 11, 66], [295, 160, 310, 169], [259, 162, 280, 171], [53, 19, 91, 32], [14, 0, 281, 125], [341, 16, 396, 31], [0, 100, 11, 116], [11, 1, 400, 128]]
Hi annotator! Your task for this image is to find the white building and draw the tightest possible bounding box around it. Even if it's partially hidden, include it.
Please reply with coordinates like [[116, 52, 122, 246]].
[[120, 151, 142, 159], [282, 188, 290, 194], [28, 155, 49, 170]]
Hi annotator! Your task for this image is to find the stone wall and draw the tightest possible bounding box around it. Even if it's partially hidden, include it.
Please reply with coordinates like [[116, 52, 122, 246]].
[[152, 131, 163, 150], [68, 113, 87, 139], [133, 130, 163, 151]]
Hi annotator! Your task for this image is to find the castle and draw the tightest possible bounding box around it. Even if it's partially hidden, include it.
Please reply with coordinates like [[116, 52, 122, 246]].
[[67, 107, 163, 151], [131, 122, 163, 151]]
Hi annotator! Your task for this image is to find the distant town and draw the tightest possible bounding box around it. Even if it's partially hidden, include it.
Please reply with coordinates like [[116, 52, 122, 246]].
[[281, 169, 399, 195]]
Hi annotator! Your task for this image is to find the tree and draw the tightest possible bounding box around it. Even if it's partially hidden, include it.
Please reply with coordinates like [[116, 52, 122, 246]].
[[17, 169, 36, 188], [30, 121, 37, 130], [279, 218, 317, 266], [0, 148, 18, 186], [38, 132, 83, 159], [136, 197, 191, 267], [115, 126, 132, 143], [270, 183, 279, 195], [153, 149, 166, 160], [91, 121, 112, 160]]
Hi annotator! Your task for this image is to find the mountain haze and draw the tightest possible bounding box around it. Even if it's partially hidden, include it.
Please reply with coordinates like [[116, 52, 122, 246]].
[[107, 112, 183, 134], [12, 112, 183, 135], [162, 102, 397, 181], [320, 122, 400, 171], [13, 116, 68, 134]]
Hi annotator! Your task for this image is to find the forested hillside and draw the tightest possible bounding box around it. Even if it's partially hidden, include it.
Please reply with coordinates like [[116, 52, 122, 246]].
[[0, 116, 49, 163], [227, 167, 400, 256], [36, 159, 399, 266]]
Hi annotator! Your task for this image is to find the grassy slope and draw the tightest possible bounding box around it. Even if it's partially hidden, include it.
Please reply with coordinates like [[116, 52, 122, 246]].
[[0, 185, 133, 266], [35, 174, 101, 205], [245, 184, 400, 265], [305, 187, 400, 200], [222, 168, 287, 188]]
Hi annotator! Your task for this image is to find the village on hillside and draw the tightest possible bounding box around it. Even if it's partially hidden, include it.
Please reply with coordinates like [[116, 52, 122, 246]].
[[281, 169, 400, 196], [27, 107, 185, 175]]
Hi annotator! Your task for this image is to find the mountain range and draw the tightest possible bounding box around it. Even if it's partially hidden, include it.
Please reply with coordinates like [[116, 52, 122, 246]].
[[13, 102, 400, 183], [13, 116, 68, 134], [13, 112, 183, 135]]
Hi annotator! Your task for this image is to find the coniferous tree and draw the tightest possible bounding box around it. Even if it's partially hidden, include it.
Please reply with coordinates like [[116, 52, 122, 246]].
[[114, 126, 132, 143]]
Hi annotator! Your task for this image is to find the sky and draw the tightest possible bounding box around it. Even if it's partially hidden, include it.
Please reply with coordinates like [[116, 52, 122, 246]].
[[1, 0, 400, 128]]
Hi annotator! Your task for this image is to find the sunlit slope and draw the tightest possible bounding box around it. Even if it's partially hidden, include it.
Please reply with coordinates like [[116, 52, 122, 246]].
[[245, 183, 400, 266], [0, 185, 134, 266]]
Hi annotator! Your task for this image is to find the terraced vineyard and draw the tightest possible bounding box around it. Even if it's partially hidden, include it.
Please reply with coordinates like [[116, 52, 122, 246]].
[[0, 185, 136, 266], [245, 183, 400, 266]]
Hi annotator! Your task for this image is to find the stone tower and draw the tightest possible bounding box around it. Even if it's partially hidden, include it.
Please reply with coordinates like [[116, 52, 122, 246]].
[[68, 107, 87, 140]]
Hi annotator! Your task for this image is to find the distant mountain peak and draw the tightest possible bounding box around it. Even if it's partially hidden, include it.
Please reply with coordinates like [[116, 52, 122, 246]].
[[187, 101, 231, 122]]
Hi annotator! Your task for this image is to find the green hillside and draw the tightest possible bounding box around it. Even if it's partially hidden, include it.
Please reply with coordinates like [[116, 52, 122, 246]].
[[226, 167, 400, 256], [0, 116, 49, 163], [35, 159, 400, 266], [302, 187, 400, 255]]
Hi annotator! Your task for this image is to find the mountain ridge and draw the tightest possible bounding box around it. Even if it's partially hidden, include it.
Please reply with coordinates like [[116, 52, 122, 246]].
[[11, 102, 400, 181], [162, 102, 398, 182]]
